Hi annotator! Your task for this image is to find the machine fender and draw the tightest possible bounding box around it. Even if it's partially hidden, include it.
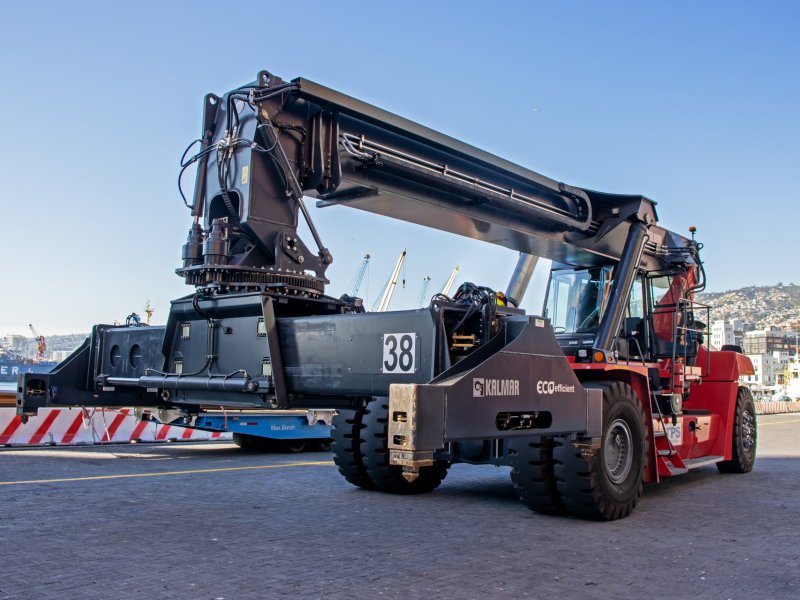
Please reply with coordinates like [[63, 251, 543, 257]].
[[576, 368, 657, 484]]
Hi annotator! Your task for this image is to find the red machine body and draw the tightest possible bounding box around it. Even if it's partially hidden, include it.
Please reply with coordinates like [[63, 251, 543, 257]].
[[571, 346, 754, 483]]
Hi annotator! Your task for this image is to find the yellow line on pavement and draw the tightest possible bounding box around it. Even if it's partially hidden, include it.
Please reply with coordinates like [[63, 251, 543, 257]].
[[760, 418, 800, 426], [0, 460, 333, 486]]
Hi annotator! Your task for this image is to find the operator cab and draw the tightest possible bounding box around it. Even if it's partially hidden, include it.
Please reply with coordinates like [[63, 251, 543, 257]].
[[544, 266, 612, 354], [543, 264, 703, 362]]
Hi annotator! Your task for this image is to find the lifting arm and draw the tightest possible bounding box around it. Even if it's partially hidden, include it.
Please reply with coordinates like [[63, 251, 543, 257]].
[[178, 69, 691, 301]]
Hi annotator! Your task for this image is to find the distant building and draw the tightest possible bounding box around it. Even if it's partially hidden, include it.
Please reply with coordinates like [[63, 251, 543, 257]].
[[733, 328, 746, 350], [711, 319, 743, 350], [3, 335, 27, 351], [741, 351, 791, 386], [743, 328, 799, 355], [50, 350, 71, 362]]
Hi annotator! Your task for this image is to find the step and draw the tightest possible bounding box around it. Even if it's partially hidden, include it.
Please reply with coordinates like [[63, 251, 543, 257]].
[[666, 466, 688, 476], [661, 460, 688, 476], [684, 456, 724, 470]]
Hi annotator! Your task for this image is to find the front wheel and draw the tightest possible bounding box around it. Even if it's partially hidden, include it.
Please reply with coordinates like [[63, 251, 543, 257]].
[[361, 398, 450, 494], [717, 387, 757, 473], [554, 381, 647, 520], [508, 436, 566, 515], [331, 407, 377, 490]]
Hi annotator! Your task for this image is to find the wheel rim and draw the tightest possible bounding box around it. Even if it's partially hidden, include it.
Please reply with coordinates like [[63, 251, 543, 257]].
[[604, 418, 633, 484], [742, 409, 756, 451]]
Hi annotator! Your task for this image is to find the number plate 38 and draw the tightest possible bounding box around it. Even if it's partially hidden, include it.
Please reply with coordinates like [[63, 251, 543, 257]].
[[382, 333, 417, 373]]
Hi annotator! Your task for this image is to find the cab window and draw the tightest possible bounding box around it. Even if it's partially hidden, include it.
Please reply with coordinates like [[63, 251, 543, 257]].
[[544, 267, 612, 334]]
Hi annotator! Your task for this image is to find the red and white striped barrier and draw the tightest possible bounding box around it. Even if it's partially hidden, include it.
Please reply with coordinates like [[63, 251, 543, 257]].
[[754, 401, 800, 416], [8, 401, 791, 445], [0, 407, 231, 447]]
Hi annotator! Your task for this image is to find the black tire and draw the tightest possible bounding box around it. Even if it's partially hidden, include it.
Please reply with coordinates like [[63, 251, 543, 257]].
[[717, 387, 757, 473], [554, 381, 647, 520], [361, 397, 450, 494], [331, 408, 377, 490], [234, 434, 278, 452], [316, 438, 333, 452], [233, 433, 274, 451], [508, 436, 566, 515], [282, 439, 307, 454]]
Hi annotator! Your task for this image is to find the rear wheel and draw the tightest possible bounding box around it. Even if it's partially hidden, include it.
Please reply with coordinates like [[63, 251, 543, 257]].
[[717, 387, 757, 473], [283, 439, 307, 454], [361, 397, 450, 494], [331, 407, 377, 490], [232, 433, 274, 451], [508, 436, 566, 515], [554, 381, 647, 520]]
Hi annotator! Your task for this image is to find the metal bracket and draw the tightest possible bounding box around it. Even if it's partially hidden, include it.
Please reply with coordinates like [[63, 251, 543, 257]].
[[261, 296, 290, 408], [572, 437, 601, 458], [387, 384, 434, 470]]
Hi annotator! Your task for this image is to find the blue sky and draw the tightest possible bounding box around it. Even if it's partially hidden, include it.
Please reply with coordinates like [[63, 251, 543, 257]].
[[1, 1, 798, 335]]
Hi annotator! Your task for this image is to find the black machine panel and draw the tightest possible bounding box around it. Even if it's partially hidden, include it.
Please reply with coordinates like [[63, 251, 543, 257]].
[[279, 309, 438, 396]]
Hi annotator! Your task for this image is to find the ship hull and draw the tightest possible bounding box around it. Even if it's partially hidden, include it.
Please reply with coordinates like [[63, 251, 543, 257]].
[[0, 359, 57, 383]]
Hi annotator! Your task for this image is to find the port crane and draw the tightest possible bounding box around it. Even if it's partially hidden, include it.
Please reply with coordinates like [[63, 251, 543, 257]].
[[345, 253, 370, 299], [27, 324, 46, 361], [417, 276, 432, 308], [19, 69, 756, 520], [441, 266, 460, 296], [373, 250, 406, 312], [144, 300, 155, 325]]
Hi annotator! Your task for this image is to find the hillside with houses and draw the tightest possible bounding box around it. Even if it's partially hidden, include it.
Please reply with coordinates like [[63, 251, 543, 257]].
[[698, 283, 800, 330]]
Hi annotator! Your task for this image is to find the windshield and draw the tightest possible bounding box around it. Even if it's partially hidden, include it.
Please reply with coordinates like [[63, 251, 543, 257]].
[[544, 267, 612, 334]]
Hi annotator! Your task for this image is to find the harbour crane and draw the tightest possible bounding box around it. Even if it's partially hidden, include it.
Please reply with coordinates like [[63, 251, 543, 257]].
[[346, 253, 370, 297], [417, 276, 432, 308], [27, 324, 46, 361], [373, 249, 406, 312], [144, 300, 154, 324], [441, 265, 460, 296]]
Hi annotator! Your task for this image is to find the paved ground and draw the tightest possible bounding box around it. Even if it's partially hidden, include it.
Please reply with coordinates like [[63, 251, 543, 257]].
[[1, 414, 799, 599]]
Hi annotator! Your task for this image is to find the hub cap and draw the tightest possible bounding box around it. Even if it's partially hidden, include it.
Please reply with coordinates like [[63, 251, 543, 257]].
[[604, 419, 633, 484]]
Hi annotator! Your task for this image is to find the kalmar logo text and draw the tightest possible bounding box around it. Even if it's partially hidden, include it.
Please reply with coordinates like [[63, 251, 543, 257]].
[[472, 378, 520, 397]]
